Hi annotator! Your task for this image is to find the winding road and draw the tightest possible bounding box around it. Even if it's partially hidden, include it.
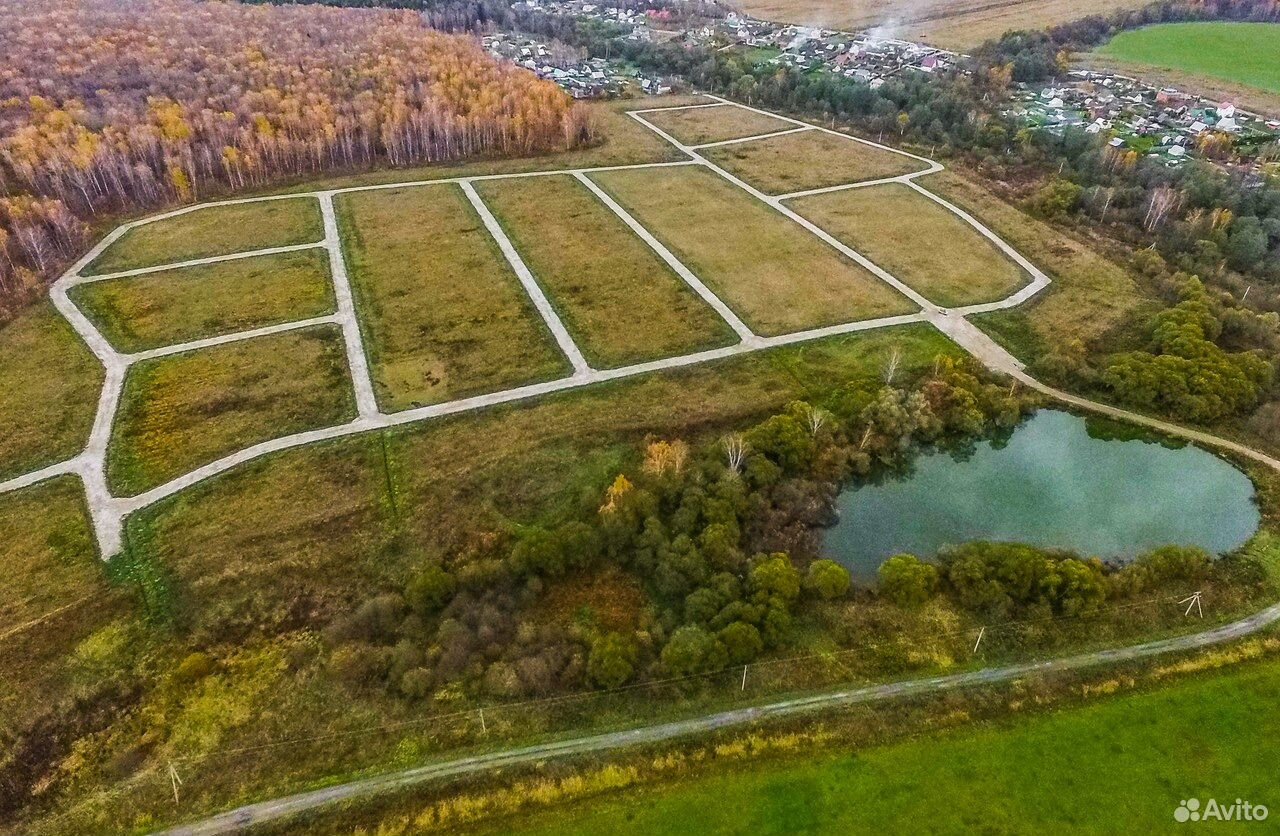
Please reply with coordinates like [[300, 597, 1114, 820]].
[[155, 600, 1280, 835]]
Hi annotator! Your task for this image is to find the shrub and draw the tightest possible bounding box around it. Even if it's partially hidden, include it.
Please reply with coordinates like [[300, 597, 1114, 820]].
[[661, 625, 727, 677], [805, 560, 852, 600], [718, 621, 763, 664], [878, 554, 939, 608], [587, 632, 639, 689], [406, 565, 456, 616]]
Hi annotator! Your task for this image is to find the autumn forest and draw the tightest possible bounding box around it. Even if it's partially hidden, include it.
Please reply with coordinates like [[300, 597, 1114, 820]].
[[0, 0, 593, 317]]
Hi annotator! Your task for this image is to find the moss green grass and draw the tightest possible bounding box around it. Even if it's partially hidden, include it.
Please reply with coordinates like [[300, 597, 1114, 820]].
[[1098, 23, 1280, 95]]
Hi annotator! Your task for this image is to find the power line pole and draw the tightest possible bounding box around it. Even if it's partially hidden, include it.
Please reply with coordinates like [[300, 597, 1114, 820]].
[[168, 761, 183, 805]]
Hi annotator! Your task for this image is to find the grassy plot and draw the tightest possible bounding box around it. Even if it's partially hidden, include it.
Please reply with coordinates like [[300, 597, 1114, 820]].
[[919, 171, 1156, 363], [1097, 22, 1280, 96], [70, 249, 336, 353], [790, 182, 1029, 307], [503, 654, 1280, 835], [704, 129, 928, 195], [593, 166, 917, 335], [475, 175, 738, 367], [640, 104, 794, 146], [337, 185, 570, 411], [124, 326, 957, 636], [0, 479, 132, 736], [86, 197, 324, 276], [107, 326, 356, 495], [0, 302, 104, 481]]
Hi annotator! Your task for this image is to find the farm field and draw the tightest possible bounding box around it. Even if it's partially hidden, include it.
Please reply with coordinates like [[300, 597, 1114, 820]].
[[86, 197, 324, 276], [475, 175, 737, 367], [730, 0, 1145, 50], [337, 184, 570, 411], [70, 249, 336, 353], [0, 303, 103, 480], [641, 103, 794, 145], [790, 182, 1028, 307], [703, 129, 929, 195], [502, 654, 1280, 835], [592, 165, 916, 334], [107, 327, 356, 494], [1095, 23, 1280, 97]]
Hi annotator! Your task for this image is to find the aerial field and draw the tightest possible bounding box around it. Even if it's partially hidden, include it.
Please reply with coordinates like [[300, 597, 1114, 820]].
[[790, 182, 1029, 306], [71, 249, 336, 353], [86, 197, 324, 276], [475, 175, 737, 367], [0, 303, 103, 480], [504, 654, 1280, 834], [107, 326, 356, 494], [1095, 23, 1280, 96], [640, 104, 794, 146], [729, 0, 1147, 50], [337, 185, 570, 411], [592, 165, 916, 334], [703, 129, 930, 195]]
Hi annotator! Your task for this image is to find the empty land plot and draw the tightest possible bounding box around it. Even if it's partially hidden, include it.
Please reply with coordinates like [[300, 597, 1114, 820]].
[[86, 197, 324, 276], [0, 302, 104, 480], [704, 130, 928, 195], [71, 249, 336, 353], [475, 175, 738, 367], [337, 185, 570, 411], [593, 166, 916, 335], [790, 183, 1028, 307], [641, 104, 794, 146], [0, 479, 132, 734], [107, 326, 356, 495]]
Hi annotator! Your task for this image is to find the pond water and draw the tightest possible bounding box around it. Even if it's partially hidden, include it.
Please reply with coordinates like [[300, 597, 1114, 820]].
[[824, 410, 1260, 582]]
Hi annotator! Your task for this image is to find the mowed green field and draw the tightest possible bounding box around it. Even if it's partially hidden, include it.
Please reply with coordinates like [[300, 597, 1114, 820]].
[[1098, 23, 1280, 94], [593, 166, 917, 335], [107, 326, 356, 494], [504, 655, 1280, 835], [475, 175, 738, 367], [791, 183, 1029, 307], [337, 184, 570, 411], [641, 104, 794, 145], [0, 302, 103, 480], [71, 249, 336, 353], [704, 129, 929, 195], [86, 197, 324, 276]]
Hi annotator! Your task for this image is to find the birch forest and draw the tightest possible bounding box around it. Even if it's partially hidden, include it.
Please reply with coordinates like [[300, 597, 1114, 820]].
[[0, 0, 594, 317]]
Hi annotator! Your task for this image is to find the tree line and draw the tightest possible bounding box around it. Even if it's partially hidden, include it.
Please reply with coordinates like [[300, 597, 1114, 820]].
[[0, 0, 593, 319]]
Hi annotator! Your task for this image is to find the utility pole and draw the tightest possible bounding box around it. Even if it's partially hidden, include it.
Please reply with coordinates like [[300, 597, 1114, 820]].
[[973, 626, 986, 654], [741, 664, 748, 691], [479, 707, 487, 734], [1180, 592, 1204, 618], [168, 762, 183, 805]]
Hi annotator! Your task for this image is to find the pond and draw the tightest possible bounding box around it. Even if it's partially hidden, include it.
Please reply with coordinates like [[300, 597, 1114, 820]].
[[823, 410, 1260, 582]]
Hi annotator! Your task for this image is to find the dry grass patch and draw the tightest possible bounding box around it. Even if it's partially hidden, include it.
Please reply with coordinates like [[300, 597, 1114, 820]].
[[790, 182, 1028, 307], [0, 302, 104, 480], [593, 166, 916, 335], [476, 175, 738, 367], [338, 184, 570, 411], [108, 326, 357, 495], [641, 104, 793, 146], [0, 478, 132, 735], [705, 130, 928, 195], [924, 171, 1156, 360], [71, 249, 336, 353], [87, 197, 324, 276]]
